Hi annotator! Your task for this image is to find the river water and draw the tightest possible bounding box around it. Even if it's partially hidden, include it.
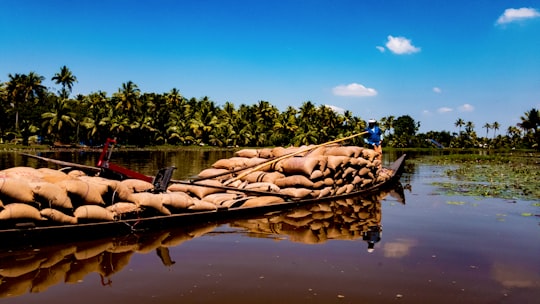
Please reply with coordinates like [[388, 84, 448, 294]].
[[0, 149, 538, 303]]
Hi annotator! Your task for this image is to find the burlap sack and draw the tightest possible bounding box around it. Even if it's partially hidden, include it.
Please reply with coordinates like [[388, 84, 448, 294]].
[[160, 192, 194, 209], [106, 202, 141, 215], [274, 175, 314, 188], [242, 196, 284, 207], [120, 179, 154, 193], [130, 192, 171, 215], [275, 156, 321, 176], [0, 166, 43, 182], [31, 182, 73, 209], [188, 199, 218, 211], [37, 168, 71, 183], [234, 148, 259, 158], [56, 179, 105, 205], [186, 180, 224, 199], [0, 203, 42, 220], [40, 208, 77, 224], [196, 168, 232, 180], [0, 177, 35, 204], [202, 193, 241, 205], [279, 187, 312, 198], [74, 205, 115, 221], [243, 182, 280, 193]]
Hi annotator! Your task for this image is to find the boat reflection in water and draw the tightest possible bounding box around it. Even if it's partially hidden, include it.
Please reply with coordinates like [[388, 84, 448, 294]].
[[0, 183, 405, 299]]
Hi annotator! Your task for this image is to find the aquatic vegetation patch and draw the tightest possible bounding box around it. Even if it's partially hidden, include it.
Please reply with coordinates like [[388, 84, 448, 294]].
[[422, 152, 540, 200]]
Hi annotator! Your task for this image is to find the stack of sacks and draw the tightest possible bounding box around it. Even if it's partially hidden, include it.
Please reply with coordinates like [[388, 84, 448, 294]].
[[0, 166, 196, 225], [204, 145, 392, 200]]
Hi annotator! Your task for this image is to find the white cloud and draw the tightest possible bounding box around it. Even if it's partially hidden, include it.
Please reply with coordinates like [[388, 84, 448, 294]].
[[325, 104, 345, 114], [433, 87, 442, 93], [376, 46, 385, 53], [385, 35, 421, 55], [437, 107, 453, 113], [496, 7, 540, 24], [459, 103, 475, 112], [332, 83, 378, 97]]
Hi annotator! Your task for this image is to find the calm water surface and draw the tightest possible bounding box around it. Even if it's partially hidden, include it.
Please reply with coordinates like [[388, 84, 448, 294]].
[[0, 150, 538, 304]]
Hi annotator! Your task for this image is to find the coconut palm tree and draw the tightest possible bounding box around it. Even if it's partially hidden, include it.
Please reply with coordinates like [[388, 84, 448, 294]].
[[41, 98, 76, 143], [483, 122, 491, 138], [52, 65, 77, 99], [492, 121, 500, 138], [6, 72, 46, 132], [114, 81, 140, 113], [455, 118, 465, 134]]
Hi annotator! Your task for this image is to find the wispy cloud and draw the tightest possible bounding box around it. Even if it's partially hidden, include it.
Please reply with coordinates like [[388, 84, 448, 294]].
[[433, 87, 442, 93], [459, 103, 474, 112], [385, 35, 421, 55], [496, 7, 540, 25], [332, 83, 377, 97], [437, 107, 453, 113], [375, 46, 385, 53]]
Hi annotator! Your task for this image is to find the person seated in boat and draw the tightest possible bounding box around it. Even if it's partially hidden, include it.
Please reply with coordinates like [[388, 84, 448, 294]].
[[364, 119, 383, 161]]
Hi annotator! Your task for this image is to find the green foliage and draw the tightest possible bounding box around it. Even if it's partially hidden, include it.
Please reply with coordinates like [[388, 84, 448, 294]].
[[1, 68, 539, 151]]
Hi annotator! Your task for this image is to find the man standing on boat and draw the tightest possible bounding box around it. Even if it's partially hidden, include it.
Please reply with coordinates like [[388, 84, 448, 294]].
[[364, 119, 383, 161]]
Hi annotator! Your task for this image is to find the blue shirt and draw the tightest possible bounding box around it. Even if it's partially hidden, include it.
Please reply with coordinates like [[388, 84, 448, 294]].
[[364, 126, 383, 146]]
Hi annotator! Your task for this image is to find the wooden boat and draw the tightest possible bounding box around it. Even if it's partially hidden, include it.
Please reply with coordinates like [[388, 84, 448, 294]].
[[0, 152, 405, 248], [0, 134, 406, 248]]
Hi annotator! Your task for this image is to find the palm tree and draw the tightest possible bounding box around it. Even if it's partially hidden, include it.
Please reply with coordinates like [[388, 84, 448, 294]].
[[114, 81, 140, 113], [518, 108, 540, 148], [41, 98, 76, 142], [492, 121, 500, 138], [52, 65, 77, 99], [455, 118, 465, 134], [483, 122, 491, 138], [6, 72, 46, 132]]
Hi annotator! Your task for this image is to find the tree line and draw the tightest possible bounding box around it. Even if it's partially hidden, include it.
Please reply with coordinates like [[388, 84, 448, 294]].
[[1, 67, 539, 150]]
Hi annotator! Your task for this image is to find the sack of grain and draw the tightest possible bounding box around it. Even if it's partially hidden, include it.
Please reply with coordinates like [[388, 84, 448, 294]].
[[106, 202, 141, 215], [40, 208, 77, 224], [202, 192, 241, 205], [212, 157, 251, 170], [279, 187, 312, 198], [243, 182, 280, 193], [196, 168, 232, 180], [241, 171, 282, 183], [130, 192, 171, 215], [0, 203, 43, 221], [242, 196, 284, 207], [55, 179, 105, 205], [257, 148, 273, 159], [188, 199, 218, 211], [31, 182, 73, 209], [67, 170, 87, 178], [234, 148, 259, 158], [274, 175, 314, 188], [37, 168, 71, 183], [74, 205, 115, 221], [185, 180, 225, 199], [275, 156, 321, 176], [160, 192, 194, 209], [0, 166, 43, 181], [120, 179, 154, 193], [0, 177, 35, 203]]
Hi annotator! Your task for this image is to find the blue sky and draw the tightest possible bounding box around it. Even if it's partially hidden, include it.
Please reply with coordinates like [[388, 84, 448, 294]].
[[1, 0, 539, 133]]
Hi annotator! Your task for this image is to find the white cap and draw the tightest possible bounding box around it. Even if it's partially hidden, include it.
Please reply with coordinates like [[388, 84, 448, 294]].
[[368, 119, 376, 123]]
